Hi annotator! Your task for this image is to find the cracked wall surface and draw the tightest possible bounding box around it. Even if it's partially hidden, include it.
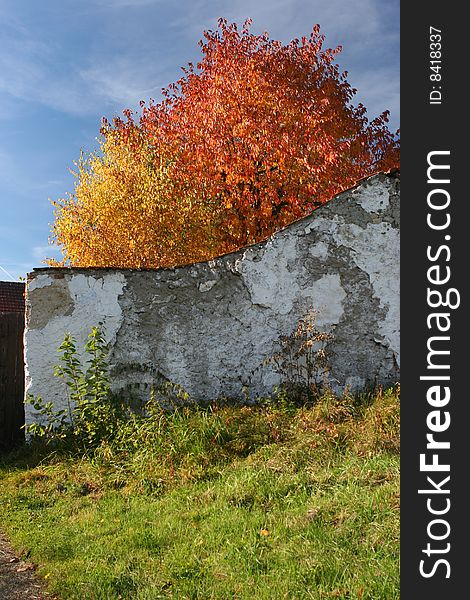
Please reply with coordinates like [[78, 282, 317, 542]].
[[24, 172, 400, 424]]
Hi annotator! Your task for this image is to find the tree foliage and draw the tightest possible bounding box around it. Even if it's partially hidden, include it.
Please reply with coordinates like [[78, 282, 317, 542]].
[[51, 123, 221, 268], [50, 18, 399, 268]]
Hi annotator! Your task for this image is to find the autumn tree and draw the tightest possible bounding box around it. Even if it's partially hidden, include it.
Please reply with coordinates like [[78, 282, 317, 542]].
[[51, 18, 399, 268], [50, 118, 223, 268]]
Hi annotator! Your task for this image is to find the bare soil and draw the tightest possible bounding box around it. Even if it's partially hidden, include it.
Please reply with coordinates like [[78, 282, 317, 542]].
[[0, 532, 54, 600]]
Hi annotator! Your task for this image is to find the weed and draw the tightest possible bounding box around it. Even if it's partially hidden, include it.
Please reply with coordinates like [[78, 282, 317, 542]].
[[268, 308, 335, 402], [26, 325, 125, 451]]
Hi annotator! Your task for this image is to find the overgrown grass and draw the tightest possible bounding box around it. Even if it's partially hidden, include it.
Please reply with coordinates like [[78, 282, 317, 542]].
[[0, 386, 399, 599]]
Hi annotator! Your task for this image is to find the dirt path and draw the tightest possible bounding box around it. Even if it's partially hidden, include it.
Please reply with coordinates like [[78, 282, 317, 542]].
[[0, 532, 54, 599]]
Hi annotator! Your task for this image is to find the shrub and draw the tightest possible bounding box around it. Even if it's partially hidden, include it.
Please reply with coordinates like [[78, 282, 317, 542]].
[[26, 325, 124, 450], [268, 308, 335, 402]]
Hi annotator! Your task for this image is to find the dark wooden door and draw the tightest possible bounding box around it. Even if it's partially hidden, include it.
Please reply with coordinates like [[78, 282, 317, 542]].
[[0, 312, 25, 451]]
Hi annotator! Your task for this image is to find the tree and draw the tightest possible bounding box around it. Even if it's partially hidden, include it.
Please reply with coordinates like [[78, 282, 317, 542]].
[[50, 119, 222, 268], [50, 18, 399, 268]]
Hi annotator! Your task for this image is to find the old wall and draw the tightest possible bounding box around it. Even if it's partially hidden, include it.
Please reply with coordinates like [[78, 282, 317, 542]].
[[24, 172, 399, 424]]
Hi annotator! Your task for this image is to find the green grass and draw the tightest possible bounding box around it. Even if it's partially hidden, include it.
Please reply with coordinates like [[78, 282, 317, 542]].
[[0, 386, 399, 599]]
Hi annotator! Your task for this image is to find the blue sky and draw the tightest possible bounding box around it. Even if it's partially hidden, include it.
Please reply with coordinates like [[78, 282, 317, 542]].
[[0, 0, 399, 281]]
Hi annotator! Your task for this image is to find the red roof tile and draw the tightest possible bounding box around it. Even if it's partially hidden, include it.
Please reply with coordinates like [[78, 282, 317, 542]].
[[0, 281, 25, 313]]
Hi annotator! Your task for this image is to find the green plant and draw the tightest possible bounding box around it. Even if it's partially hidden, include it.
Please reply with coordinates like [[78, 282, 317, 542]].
[[268, 308, 335, 402], [24, 396, 69, 440], [146, 380, 195, 413], [26, 325, 123, 450]]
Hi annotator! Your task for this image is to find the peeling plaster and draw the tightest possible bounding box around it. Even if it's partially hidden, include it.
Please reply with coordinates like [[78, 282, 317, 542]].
[[330, 221, 400, 364], [308, 241, 329, 260], [236, 235, 300, 314], [24, 173, 400, 425], [351, 181, 391, 213], [24, 272, 126, 424], [198, 280, 218, 293], [27, 273, 53, 291]]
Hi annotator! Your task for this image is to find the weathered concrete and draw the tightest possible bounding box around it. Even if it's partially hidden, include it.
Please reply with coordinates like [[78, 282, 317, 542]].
[[24, 172, 400, 424]]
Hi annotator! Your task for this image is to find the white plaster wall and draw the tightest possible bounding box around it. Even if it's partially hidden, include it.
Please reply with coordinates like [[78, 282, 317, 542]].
[[24, 272, 126, 425], [24, 172, 400, 425]]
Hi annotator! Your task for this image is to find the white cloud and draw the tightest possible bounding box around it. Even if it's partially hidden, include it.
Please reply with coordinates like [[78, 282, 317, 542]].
[[32, 244, 63, 265], [169, 0, 399, 124], [94, 0, 164, 8], [0, 0, 399, 124], [0, 7, 178, 117], [0, 28, 50, 101], [0, 146, 65, 198], [350, 67, 400, 131], [80, 57, 172, 110], [169, 0, 391, 48]]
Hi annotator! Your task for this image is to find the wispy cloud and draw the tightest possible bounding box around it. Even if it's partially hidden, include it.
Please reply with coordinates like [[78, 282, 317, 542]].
[[95, 0, 164, 7], [0, 145, 65, 198], [32, 244, 62, 264], [351, 67, 400, 131], [0, 0, 398, 122], [80, 57, 174, 110], [0, 19, 79, 115], [167, 0, 399, 124], [0, 22, 51, 112], [0, 0, 399, 282], [0, 5, 179, 117], [168, 0, 394, 51]]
